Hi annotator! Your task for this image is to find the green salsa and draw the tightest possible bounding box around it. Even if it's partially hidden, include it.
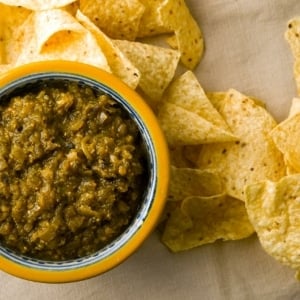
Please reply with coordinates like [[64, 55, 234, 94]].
[[0, 82, 146, 261]]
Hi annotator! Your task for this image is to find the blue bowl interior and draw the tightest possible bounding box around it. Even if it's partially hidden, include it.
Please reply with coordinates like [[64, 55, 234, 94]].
[[0, 72, 157, 270]]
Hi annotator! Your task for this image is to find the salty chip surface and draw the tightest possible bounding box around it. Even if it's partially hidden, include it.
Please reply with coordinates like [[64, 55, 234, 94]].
[[114, 40, 180, 102], [162, 195, 254, 252], [157, 72, 236, 146], [79, 0, 145, 40], [245, 175, 300, 271], [197, 89, 285, 201]]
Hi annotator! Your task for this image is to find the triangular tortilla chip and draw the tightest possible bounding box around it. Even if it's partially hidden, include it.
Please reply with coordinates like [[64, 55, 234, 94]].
[[168, 166, 224, 201], [75, 10, 140, 89], [197, 89, 286, 201], [207, 91, 266, 113], [114, 40, 180, 101], [161, 194, 254, 252], [245, 175, 300, 271], [288, 97, 300, 117], [0, 0, 76, 10], [137, 0, 204, 69], [157, 102, 237, 146], [164, 71, 233, 132], [270, 112, 300, 172], [168, 146, 194, 168], [0, 4, 31, 65], [285, 18, 300, 59], [158, 0, 204, 69], [285, 18, 300, 95], [137, 0, 169, 37], [157, 72, 237, 146], [14, 9, 110, 71], [79, 0, 145, 41]]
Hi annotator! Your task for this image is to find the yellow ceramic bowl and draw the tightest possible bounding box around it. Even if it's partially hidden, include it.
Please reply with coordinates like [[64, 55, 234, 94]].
[[0, 61, 169, 283]]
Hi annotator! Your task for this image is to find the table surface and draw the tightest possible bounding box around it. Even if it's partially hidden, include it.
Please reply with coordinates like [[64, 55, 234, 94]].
[[2, 1, 300, 299]]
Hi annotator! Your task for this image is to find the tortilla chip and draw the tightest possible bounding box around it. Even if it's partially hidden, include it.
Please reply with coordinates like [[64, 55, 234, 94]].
[[137, 0, 169, 37], [285, 18, 300, 59], [79, 0, 145, 41], [158, 0, 204, 69], [0, 64, 13, 75], [162, 195, 254, 252], [286, 161, 298, 175], [206, 92, 227, 112], [157, 73, 237, 146], [0, 0, 76, 10], [197, 89, 286, 201], [169, 146, 193, 168], [183, 145, 202, 166], [0, 4, 31, 64], [164, 72, 233, 131], [76, 10, 140, 89], [285, 19, 300, 95], [288, 97, 300, 117], [114, 40, 180, 101], [207, 91, 266, 113], [137, 0, 204, 69], [293, 60, 300, 96], [270, 113, 300, 173], [245, 175, 300, 270], [157, 102, 237, 146], [13, 9, 110, 71], [168, 166, 224, 201]]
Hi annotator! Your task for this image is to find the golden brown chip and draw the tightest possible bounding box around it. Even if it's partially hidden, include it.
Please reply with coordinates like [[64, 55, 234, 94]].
[[207, 91, 266, 113], [168, 146, 194, 168], [182, 145, 202, 166], [79, 0, 145, 41], [158, 0, 204, 69], [13, 9, 110, 71], [197, 89, 286, 201], [292, 60, 300, 96], [245, 175, 300, 270], [137, 0, 169, 37], [285, 18, 300, 59], [163, 72, 232, 131], [206, 91, 227, 112], [114, 40, 180, 101], [286, 161, 298, 175], [285, 18, 300, 95], [137, 0, 204, 69], [168, 166, 224, 201], [288, 97, 300, 117], [161, 195, 254, 252], [270, 113, 300, 172], [0, 64, 13, 75], [157, 102, 237, 146], [0, 4, 31, 65], [0, 0, 76, 10], [76, 10, 140, 89], [157, 73, 237, 146]]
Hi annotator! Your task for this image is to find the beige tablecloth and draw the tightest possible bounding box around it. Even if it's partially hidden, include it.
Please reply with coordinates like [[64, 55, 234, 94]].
[[2, 1, 300, 299]]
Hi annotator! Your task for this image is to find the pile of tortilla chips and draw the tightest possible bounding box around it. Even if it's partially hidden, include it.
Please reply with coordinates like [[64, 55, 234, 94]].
[[159, 74, 286, 253], [159, 17, 300, 280], [0, 0, 203, 96], [3, 0, 300, 282], [225, 18, 300, 280], [160, 17, 300, 284]]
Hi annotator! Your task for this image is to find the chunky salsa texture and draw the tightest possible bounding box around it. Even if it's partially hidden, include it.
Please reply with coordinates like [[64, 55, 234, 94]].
[[0, 82, 147, 261]]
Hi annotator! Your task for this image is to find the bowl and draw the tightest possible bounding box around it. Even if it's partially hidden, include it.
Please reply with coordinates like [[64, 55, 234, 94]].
[[0, 60, 169, 283]]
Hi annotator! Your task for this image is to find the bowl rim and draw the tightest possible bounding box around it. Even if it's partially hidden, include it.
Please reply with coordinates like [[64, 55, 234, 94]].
[[0, 60, 169, 283]]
